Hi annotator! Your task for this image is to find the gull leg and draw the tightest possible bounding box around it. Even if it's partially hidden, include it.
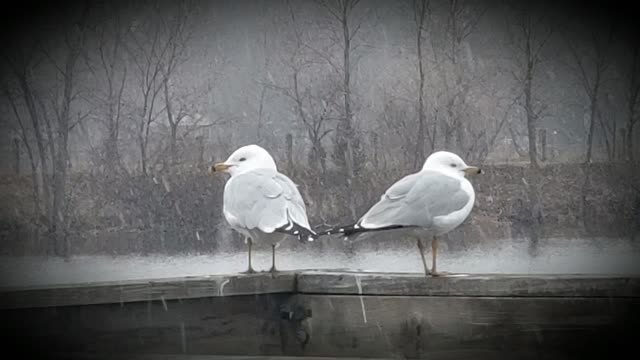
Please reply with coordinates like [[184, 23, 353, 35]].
[[431, 236, 439, 277], [243, 237, 256, 274], [269, 243, 277, 276], [416, 238, 430, 276]]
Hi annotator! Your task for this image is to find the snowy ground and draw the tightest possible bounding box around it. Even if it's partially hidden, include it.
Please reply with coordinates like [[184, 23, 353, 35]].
[[0, 237, 638, 287]]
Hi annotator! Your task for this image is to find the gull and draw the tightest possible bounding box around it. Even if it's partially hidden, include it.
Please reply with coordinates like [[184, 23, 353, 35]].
[[320, 151, 481, 276], [210, 144, 316, 274]]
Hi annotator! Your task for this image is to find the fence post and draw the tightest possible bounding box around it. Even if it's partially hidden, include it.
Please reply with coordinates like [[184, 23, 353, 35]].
[[538, 128, 547, 162], [619, 128, 626, 161], [286, 133, 293, 170], [14, 137, 20, 175]]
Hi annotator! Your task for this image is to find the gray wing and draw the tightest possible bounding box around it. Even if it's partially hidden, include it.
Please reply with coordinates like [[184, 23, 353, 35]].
[[223, 168, 312, 234], [272, 172, 312, 229], [358, 170, 470, 229]]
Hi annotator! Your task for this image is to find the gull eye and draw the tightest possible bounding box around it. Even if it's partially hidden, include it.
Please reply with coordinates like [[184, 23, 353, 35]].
[[239, 157, 246, 162], [450, 163, 456, 167]]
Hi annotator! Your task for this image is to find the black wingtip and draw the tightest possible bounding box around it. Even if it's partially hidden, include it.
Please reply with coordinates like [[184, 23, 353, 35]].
[[318, 223, 407, 237], [276, 221, 318, 243], [316, 227, 343, 237], [317, 223, 361, 237]]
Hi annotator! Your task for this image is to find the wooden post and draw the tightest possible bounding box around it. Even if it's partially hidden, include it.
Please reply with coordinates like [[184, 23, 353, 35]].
[[13, 137, 20, 175], [612, 122, 617, 160], [370, 132, 379, 166], [286, 133, 293, 170], [196, 135, 204, 166], [538, 128, 547, 162], [620, 128, 627, 161]]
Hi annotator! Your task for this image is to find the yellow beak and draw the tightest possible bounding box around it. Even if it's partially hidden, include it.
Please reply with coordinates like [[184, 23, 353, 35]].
[[463, 166, 482, 176], [209, 162, 231, 173]]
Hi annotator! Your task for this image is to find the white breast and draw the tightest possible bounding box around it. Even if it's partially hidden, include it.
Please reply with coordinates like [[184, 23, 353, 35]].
[[222, 177, 244, 232], [432, 178, 475, 235]]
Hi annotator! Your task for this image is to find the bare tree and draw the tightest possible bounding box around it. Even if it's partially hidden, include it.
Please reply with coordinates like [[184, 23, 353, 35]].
[[564, 20, 617, 229], [84, 3, 128, 173], [624, 42, 640, 161], [255, 0, 273, 142], [2, 4, 89, 257], [566, 25, 613, 164], [125, 2, 191, 175], [473, 93, 522, 162], [504, 3, 554, 254], [160, 79, 224, 169], [4, 86, 41, 216], [316, 0, 365, 179], [266, 70, 339, 174], [412, 0, 430, 168], [47, 6, 90, 257], [3, 46, 53, 224], [378, 95, 418, 169], [127, 29, 164, 175], [506, 3, 553, 170], [423, 0, 487, 156], [266, 1, 341, 174]]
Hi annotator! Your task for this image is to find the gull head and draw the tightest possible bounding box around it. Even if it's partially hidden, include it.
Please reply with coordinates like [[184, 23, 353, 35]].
[[422, 151, 482, 178], [209, 144, 277, 176]]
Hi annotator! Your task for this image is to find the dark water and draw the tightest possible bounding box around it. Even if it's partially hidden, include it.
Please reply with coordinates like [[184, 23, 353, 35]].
[[0, 236, 638, 287]]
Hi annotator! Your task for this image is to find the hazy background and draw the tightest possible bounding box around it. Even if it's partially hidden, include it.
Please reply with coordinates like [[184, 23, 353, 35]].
[[0, 0, 639, 284]]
